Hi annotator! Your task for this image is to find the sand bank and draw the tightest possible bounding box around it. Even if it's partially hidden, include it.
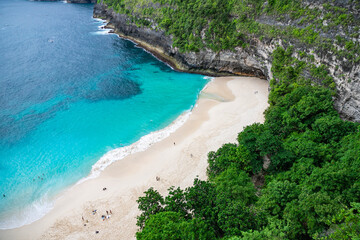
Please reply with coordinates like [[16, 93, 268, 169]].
[[1, 76, 268, 240]]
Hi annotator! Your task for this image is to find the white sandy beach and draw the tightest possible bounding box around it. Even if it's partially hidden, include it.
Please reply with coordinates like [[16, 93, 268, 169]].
[[1, 76, 268, 240]]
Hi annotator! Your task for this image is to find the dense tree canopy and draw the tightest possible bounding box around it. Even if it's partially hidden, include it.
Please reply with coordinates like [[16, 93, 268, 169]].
[[135, 45, 360, 239]]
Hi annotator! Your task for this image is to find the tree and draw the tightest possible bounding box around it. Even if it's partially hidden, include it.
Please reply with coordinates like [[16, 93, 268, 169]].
[[136, 212, 217, 240], [317, 203, 360, 240], [207, 143, 252, 180], [136, 211, 183, 240], [215, 168, 256, 205], [257, 180, 300, 216], [137, 187, 164, 229], [284, 190, 342, 238], [185, 179, 221, 236], [214, 168, 260, 236], [216, 201, 263, 237], [237, 123, 266, 173], [240, 218, 291, 240], [164, 186, 190, 219], [179, 218, 217, 240]]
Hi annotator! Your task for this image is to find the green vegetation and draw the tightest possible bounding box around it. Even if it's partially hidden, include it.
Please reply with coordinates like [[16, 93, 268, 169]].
[[100, 0, 360, 64], [135, 45, 360, 239], [97, 0, 360, 238]]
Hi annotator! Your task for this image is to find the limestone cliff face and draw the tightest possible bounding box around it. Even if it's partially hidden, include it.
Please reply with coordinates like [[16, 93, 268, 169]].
[[94, 3, 269, 78], [94, 2, 360, 122]]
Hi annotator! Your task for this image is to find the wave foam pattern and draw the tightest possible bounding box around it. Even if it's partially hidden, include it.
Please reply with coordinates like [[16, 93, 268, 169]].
[[80, 110, 192, 183], [0, 195, 53, 229]]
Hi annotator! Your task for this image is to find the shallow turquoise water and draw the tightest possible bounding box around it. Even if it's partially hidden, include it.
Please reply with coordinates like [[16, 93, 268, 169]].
[[0, 0, 208, 228]]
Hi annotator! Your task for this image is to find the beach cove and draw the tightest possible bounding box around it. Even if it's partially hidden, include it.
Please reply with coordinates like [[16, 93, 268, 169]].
[[1, 76, 268, 239], [0, 0, 209, 230]]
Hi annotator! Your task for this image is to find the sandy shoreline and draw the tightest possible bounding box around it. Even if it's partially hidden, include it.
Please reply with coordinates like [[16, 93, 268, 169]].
[[1, 76, 268, 240]]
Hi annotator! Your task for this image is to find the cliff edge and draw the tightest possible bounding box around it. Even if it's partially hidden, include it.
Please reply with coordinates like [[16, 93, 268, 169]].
[[94, 0, 360, 122]]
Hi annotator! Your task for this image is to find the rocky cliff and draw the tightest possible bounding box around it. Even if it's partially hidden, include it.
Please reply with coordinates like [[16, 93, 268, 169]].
[[94, 1, 360, 122], [93, 3, 275, 76]]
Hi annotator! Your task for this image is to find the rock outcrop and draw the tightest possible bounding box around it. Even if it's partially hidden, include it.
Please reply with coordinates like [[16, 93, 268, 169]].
[[94, 2, 360, 122], [94, 3, 269, 78]]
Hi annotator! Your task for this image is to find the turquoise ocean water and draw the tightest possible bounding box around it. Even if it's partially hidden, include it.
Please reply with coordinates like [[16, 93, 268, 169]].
[[0, 0, 208, 229]]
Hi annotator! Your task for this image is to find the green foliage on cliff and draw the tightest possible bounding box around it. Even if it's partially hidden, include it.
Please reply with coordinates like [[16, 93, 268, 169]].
[[101, 0, 360, 64], [135, 45, 360, 239]]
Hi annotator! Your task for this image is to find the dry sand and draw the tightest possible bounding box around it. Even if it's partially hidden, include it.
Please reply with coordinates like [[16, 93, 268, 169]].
[[0, 76, 268, 240]]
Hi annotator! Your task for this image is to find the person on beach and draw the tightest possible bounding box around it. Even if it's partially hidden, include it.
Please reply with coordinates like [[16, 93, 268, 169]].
[[174, 142, 176, 146], [110, 210, 112, 214], [106, 210, 109, 215]]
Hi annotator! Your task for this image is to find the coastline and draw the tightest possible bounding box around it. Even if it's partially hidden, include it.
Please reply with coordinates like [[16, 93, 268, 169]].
[[106, 25, 264, 79], [105, 23, 231, 77], [0, 76, 269, 239], [95, 14, 264, 79]]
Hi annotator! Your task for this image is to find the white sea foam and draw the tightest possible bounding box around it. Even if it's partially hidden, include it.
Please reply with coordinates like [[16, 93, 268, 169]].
[[93, 18, 106, 23], [0, 111, 193, 230], [90, 18, 113, 35], [76, 109, 193, 185], [93, 26, 113, 35], [0, 195, 53, 230], [78, 76, 211, 183], [203, 76, 214, 81], [0, 73, 210, 231], [90, 30, 111, 35], [0, 109, 194, 229]]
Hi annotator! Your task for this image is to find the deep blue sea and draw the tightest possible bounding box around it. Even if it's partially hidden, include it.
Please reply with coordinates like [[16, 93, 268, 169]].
[[0, 0, 208, 229]]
